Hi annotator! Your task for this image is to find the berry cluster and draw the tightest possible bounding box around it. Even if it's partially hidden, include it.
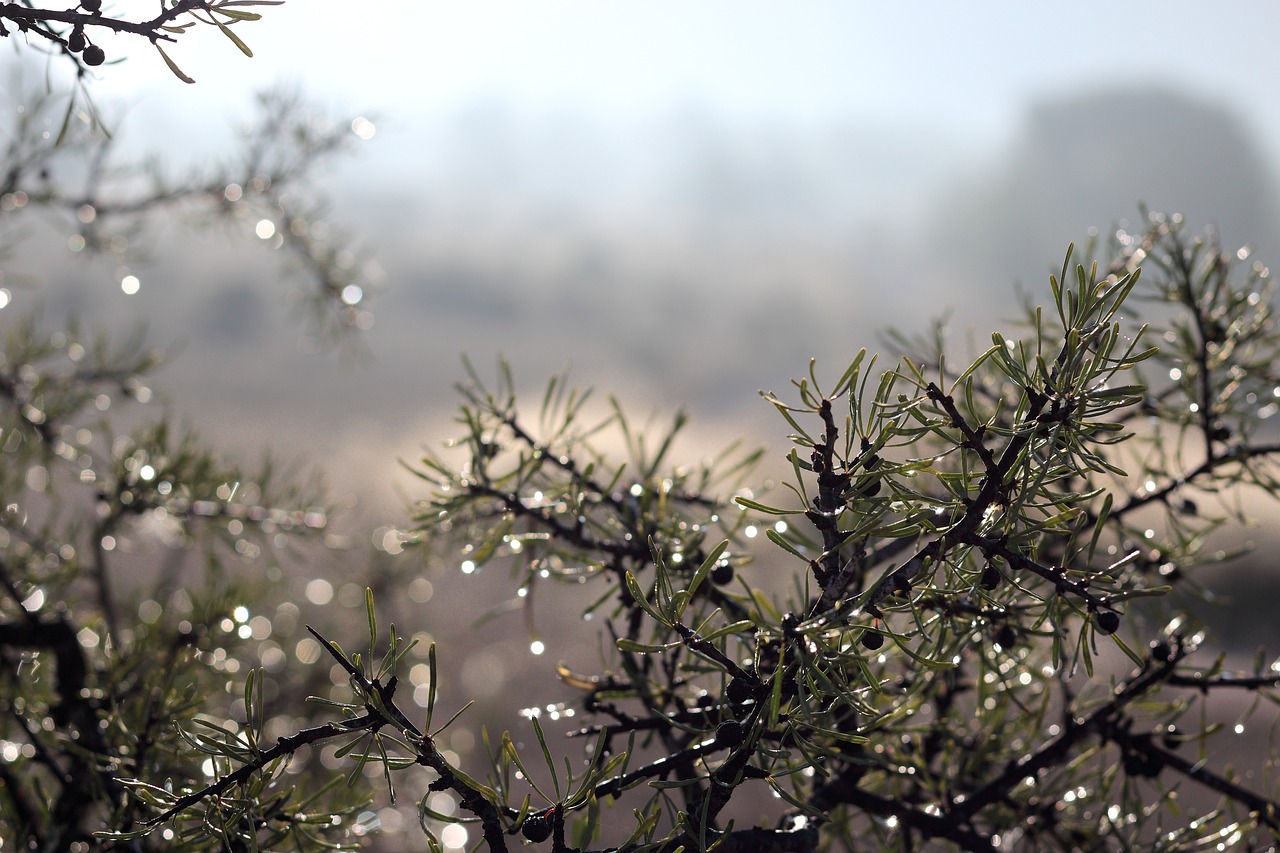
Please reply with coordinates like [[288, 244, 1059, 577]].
[[66, 1, 105, 66]]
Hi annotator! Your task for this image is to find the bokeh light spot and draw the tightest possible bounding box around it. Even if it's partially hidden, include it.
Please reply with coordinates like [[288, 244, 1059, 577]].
[[440, 823, 467, 849], [305, 579, 334, 605]]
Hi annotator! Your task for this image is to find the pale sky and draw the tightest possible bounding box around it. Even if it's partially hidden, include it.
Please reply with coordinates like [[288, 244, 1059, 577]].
[[95, 1, 1280, 145]]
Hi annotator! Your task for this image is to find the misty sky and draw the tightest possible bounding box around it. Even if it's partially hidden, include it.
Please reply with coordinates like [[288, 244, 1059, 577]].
[[96, 2, 1280, 143], [14, 1, 1280, 516]]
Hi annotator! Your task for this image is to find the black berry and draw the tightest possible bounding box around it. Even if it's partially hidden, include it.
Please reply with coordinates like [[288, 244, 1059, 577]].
[[68, 29, 86, 52], [521, 810, 553, 842], [81, 0, 102, 12], [995, 624, 1017, 649], [1095, 611, 1121, 635], [861, 630, 884, 650], [781, 612, 800, 637], [855, 474, 882, 497], [714, 719, 744, 747], [82, 45, 105, 66], [725, 677, 754, 706], [711, 563, 734, 585], [1122, 748, 1163, 779], [980, 565, 1001, 590]]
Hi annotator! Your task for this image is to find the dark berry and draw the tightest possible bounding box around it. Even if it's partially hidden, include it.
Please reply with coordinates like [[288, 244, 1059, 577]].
[[82, 45, 105, 66], [725, 677, 754, 706], [855, 474, 882, 497], [861, 630, 884, 650], [521, 810, 553, 842], [1150, 641, 1172, 662], [711, 562, 734, 585], [980, 565, 1001, 590], [781, 612, 800, 637], [81, 0, 102, 12], [1123, 749, 1163, 779], [714, 719, 744, 747], [1163, 725, 1181, 750], [995, 624, 1017, 649], [1095, 611, 1121, 635], [68, 29, 86, 52]]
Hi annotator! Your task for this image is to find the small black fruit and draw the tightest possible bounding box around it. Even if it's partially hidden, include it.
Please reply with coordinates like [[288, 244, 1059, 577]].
[[980, 565, 1001, 590], [714, 719, 744, 747], [1095, 611, 1121, 635], [82, 45, 105, 66], [781, 612, 800, 637], [521, 810, 553, 842], [725, 677, 754, 706], [1122, 749, 1163, 779]]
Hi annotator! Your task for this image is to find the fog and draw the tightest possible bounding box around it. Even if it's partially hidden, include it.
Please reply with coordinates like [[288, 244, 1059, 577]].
[[12, 82, 1277, 525]]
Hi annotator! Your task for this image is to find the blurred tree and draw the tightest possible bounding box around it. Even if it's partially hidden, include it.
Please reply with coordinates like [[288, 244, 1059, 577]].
[[81, 212, 1280, 852], [0, 76, 376, 343], [0, 30, 384, 847], [939, 89, 1280, 301]]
